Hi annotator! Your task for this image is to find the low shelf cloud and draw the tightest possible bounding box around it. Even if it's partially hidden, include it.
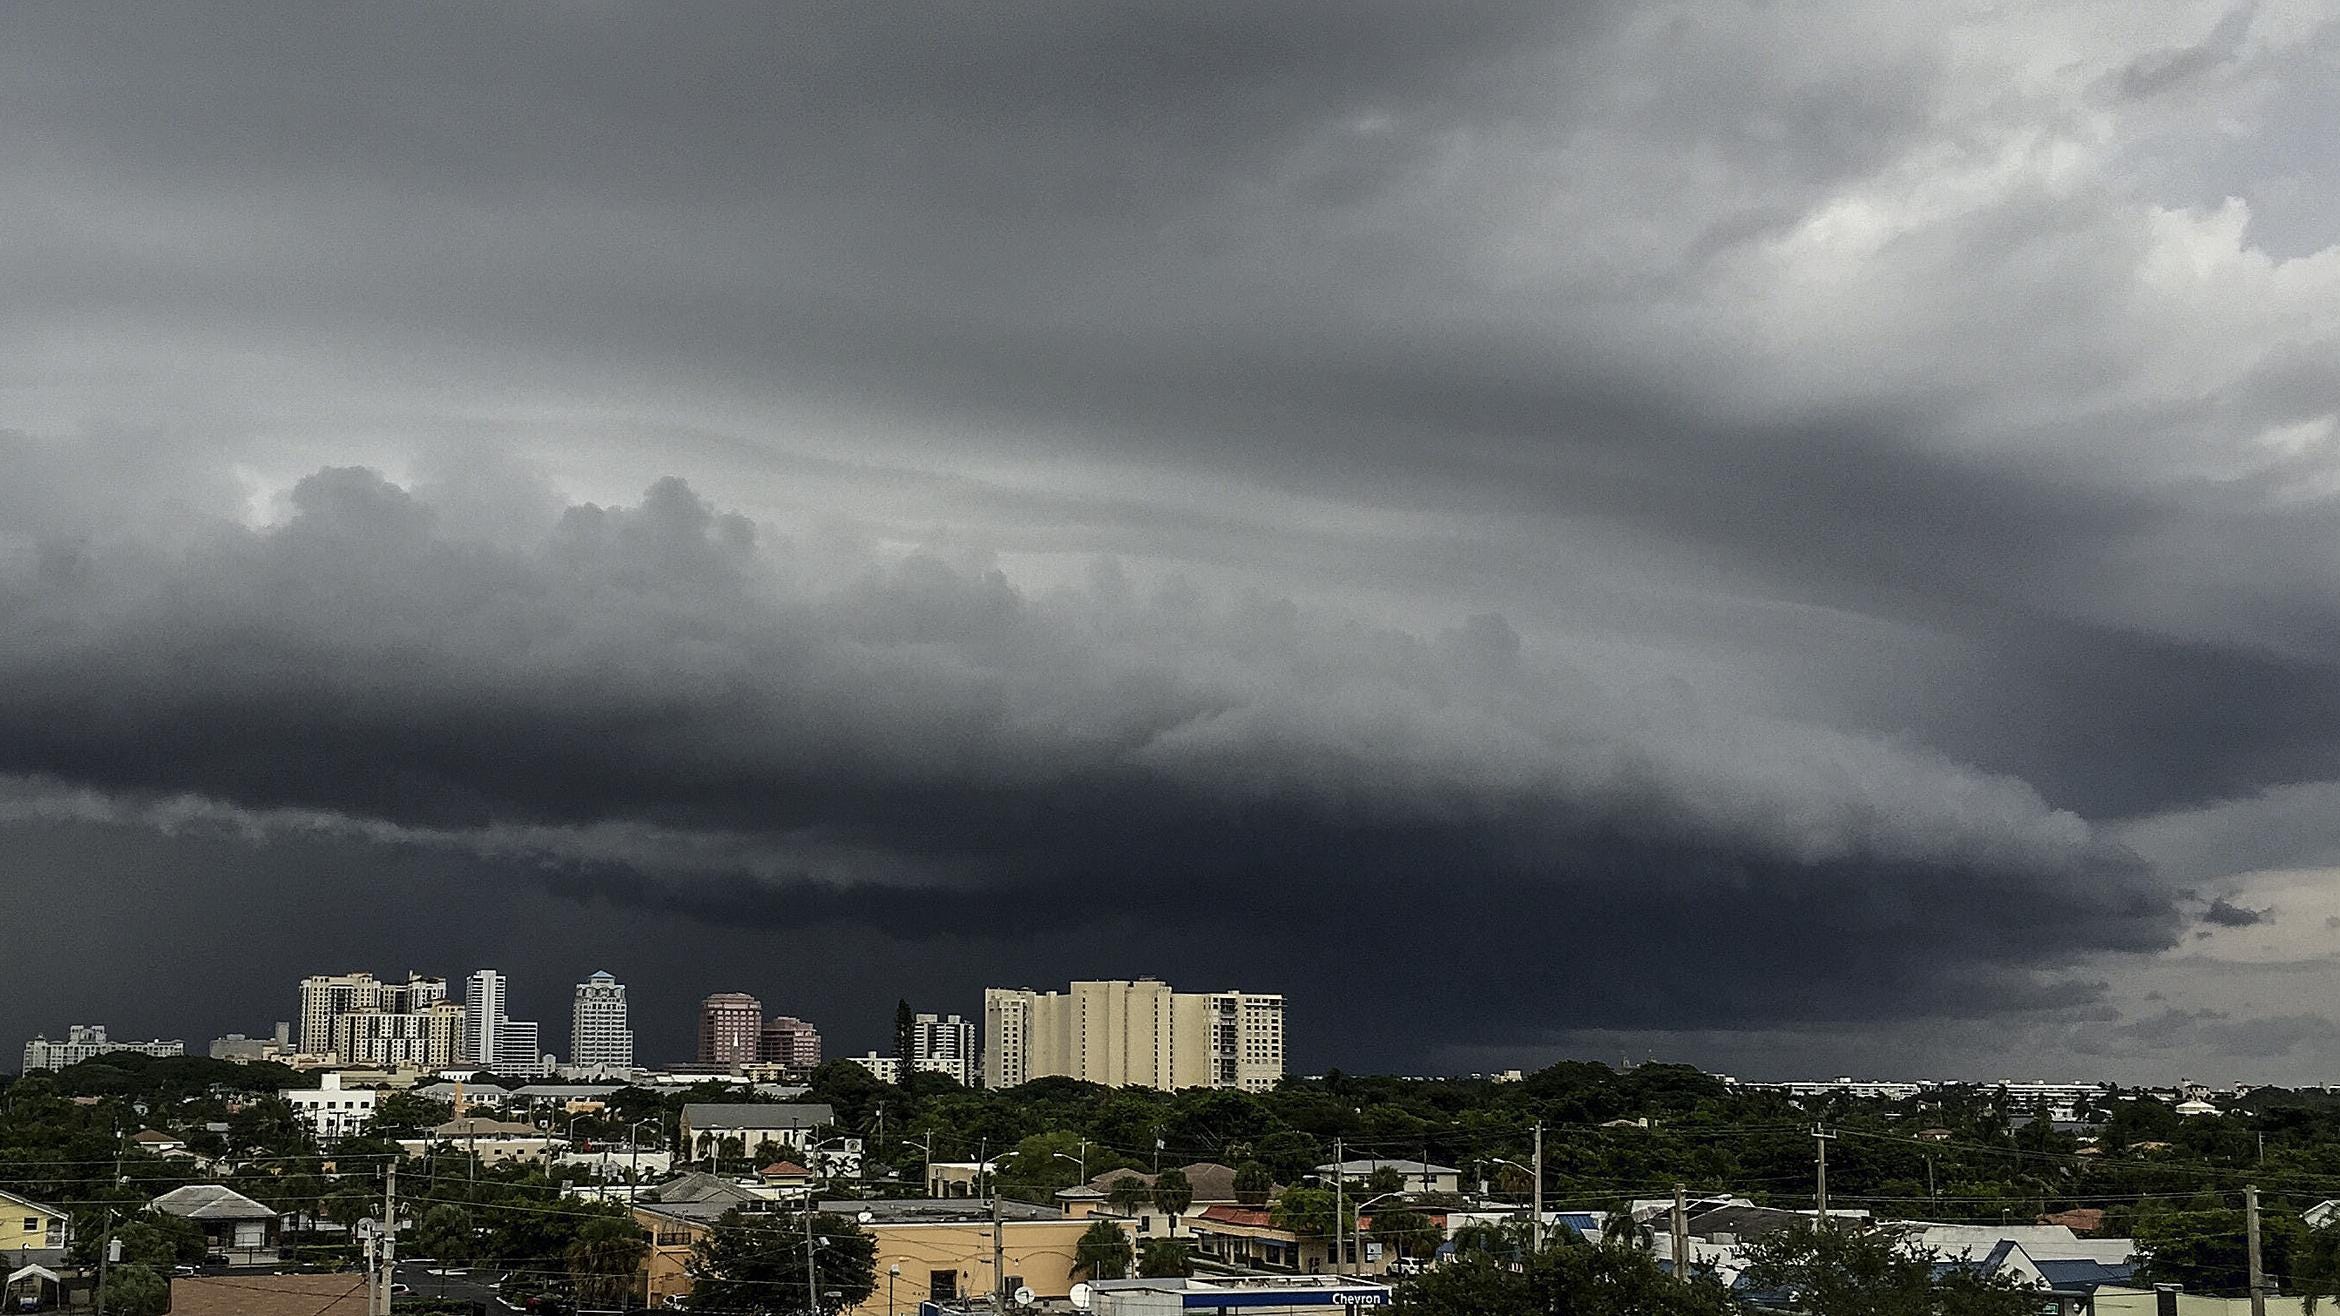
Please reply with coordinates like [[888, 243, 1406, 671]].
[[4, 1, 2339, 1073]]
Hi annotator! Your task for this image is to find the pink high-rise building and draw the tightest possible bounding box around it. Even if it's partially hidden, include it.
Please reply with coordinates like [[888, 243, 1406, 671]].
[[697, 992, 763, 1065]]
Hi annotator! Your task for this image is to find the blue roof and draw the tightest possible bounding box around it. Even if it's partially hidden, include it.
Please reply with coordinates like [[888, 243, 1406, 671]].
[[2035, 1259, 2138, 1292]]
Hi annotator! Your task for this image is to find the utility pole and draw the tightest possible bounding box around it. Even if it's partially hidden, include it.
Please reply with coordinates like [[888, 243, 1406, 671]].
[[1332, 1137, 1346, 1275], [375, 1161, 398, 1316], [1814, 1126, 1832, 1226], [1531, 1123, 1545, 1252], [1925, 1155, 1936, 1201], [2247, 1185, 2267, 1316], [991, 1183, 1007, 1315], [805, 1201, 822, 1316], [94, 1207, 113, 1316], [1672, 1184, 1691, 1283]]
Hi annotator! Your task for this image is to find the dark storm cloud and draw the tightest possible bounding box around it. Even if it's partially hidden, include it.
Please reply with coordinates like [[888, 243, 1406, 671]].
[[0, 468, 2178, 1046], [2203, 897, 2270, 927], [4, 3, 2340, 1071]]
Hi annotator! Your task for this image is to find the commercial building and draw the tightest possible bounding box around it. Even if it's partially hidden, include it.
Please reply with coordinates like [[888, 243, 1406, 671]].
[[210, 1023, 293, 1062], [1084, 1276, 1392, 1315], [20, 1025, 185, 1072], [698, 992, 763, 1066], [759, 1015, 822, 1069], [981, 980, 1284, 1092], [280, 1072, 377, 1139], [570, 971, 634, 1070], [911, 1012, 976, 1085], [632, 1191, 1085, 1313]]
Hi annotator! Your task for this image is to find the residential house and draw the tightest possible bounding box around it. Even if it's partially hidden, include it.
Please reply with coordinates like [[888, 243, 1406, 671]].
[[130, 1129, 191, 1158], [1313, 1158, 1461, 1195], [150, 1185, 283, 1264], [0, 1188, 67, 1267], [757, 1161, 814, 1194], [400, 1117, 564, 1165]]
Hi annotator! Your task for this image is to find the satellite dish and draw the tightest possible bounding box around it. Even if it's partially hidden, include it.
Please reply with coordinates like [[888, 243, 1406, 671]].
[[356, 1218, 382, 1239], [1069, 1282, 1093, 1310], [1014, 1285, 1035, 1307], [858, 1210, 875, 1224]]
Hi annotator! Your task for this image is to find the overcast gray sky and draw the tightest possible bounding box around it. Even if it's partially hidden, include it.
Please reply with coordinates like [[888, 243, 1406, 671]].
[[5, 2, 2340, 1078]]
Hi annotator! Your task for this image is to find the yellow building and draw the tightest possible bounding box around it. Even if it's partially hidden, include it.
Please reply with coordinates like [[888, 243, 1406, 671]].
[[0, 1187, 67, 1262], [633, 1195, 1107, 1315]]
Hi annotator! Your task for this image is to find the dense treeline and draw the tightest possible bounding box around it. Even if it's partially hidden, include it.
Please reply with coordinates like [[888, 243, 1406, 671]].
[[12, 1052, 2340, 1304]]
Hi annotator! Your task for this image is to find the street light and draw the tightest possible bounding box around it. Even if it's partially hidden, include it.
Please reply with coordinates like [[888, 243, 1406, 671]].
[[628, 1117, 659, 1190], [1485, 1158, 1540, 1249], [1348, 1191, 1406, 1278], [888, 1262, 902, 1316], [1052, 1150, 1087, 1185]]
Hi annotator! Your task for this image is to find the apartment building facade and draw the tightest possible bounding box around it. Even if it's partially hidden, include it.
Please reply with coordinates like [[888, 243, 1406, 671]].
[[912, 1012, 977, 1085], [982, 980, 1284, 1092], [20, 1025, 185, 1072]]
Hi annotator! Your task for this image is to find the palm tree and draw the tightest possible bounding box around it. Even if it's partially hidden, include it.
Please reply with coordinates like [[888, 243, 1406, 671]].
[[568, 1215, 650, 1304], [1076, 1219, 1133, 1280], [1109, 1175, 1154, 1216]]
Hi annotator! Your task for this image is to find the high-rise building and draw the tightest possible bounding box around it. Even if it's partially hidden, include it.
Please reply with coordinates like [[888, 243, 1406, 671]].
[[982, 980, 1284, 1093], [300, 972, 456, 1065], [571, 971, 634, 1070], [698, 993, 762, 1066], [21, 1026, 185, 1072], [759, 1016, 822, 1069], [495, 1019, 545, 1073], [910, 1012, 976, 1085], [464, 969, 508, 1067], [333, 1001, 467, 1068]]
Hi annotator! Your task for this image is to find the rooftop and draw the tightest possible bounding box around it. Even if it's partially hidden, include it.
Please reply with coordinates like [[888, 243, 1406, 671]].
[[151, 1185, 278, 1221]]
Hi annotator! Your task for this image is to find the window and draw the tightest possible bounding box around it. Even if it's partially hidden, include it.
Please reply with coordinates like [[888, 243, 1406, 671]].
[[929, 1270, 957, 1301], [23, 1218, 37, 1232]]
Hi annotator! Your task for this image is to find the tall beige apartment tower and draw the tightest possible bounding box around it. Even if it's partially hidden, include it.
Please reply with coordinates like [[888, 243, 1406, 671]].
[[982, 979, 1284, 1093]]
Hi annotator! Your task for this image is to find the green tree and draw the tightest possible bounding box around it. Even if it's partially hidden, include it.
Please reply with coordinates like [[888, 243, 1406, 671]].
[[685, 1207, 876, 1315], [1152, 1167, 1194, 1217], [1397, 1237, 1736, 1316], [412, 1203, 477, 1264], [112, 1214, 207, 1267], [1076, 1219, 1134, 1280], [1737, 1225, 2043, 1316], [1269, 1187, 1352, 1244], [1138, 1238, 1193, 1278], [1369, 1207, 1442, 1262], [1233, 1160, 1274, 1205], [99, 1263, 170, 1316], [1365, 1165, 1406, 1195], [569, 1214, 652, 1305], [1108, 1175, 1154, 1216]]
